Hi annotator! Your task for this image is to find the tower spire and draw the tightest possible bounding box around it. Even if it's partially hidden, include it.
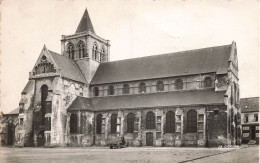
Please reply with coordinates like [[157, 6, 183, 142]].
[[75, 7, 95, 34]]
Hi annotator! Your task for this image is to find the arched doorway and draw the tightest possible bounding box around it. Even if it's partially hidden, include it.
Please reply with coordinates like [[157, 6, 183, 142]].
[[146, 132, 153, 146]]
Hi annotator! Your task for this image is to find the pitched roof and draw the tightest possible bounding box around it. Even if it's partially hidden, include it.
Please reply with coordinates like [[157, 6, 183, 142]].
[[22, 80, 34, 94], [68, 96, 92, 111], [240, 97, 259, 113], [5, 108, 20, 115], [67, 90, 225, 111], [48, 50, 87, 83], [75, 7, 95, 34], [91, 44, 232, 85]]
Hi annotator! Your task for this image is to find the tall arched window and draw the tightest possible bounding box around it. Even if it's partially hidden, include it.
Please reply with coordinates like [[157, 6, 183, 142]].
[[92, 44, 98, 61], [139, 82, 146, 93], [175, 79, 183, 90], [93, 87, 99, 97], [78, 41, 86, 58], [70, 113, 77, 134], [146, 111, 155, 129], [108, 85, 114, 95], [111, 114, 117, 133], [96, 114, 102, 134], [156, 81, 164, 92], [41, 85, 48, 125], [166, 111, 175, 133], [187, 110, 197, 133], [122, 84, 130, 94], [67, 43, 74, 59], [100, 48, 105, 62], [127, 113, 135, 133], [204, 77, 212, 87]]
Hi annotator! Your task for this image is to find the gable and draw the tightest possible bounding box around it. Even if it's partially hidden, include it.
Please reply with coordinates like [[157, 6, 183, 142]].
[[32, 46, 58, 76], [31, 45, 87, 83], [91, 44, 232, 85]]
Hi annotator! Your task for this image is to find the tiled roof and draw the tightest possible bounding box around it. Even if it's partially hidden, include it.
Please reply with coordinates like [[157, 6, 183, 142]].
[[22, 80, 34, 94], [48, 50, 87, 83], [67, 90, 225, 111], [75, 7, 95, 34], [5, 108, 20, 115], [240, 97, 259, 113], [91, 44, 232, 85], [68, 96, 92, 111]]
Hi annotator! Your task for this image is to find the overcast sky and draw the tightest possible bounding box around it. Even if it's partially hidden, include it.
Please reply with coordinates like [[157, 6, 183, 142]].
[[1, 0, 259, 113]]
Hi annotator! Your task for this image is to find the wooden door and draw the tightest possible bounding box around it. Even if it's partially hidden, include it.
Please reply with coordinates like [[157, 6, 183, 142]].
[[146, 132, 153, 146]]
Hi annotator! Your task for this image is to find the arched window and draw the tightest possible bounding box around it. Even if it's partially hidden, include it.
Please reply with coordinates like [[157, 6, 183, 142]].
[[127, 113, 135, 133], [92, 44, 98, 61], [122, 84, 130, 94], [156, 81, 164, 92], [187, 110, 197, 133], [108, 85, 114, 95], [111, 114, 117, 133], [175, 79, 183, 90], [166, 111, 175, 133], [146, 111, 155, 129], [100, 48, 105, 62], [96, 114, 102, 134], [93, 87, 99, 97], [70, 113, 77, 134], [78, 41, 86, 58], [67, 43, 74, 59], [204, 77, 212, 87], [139, 82, 146, 93], [41, 85, 48, 125]]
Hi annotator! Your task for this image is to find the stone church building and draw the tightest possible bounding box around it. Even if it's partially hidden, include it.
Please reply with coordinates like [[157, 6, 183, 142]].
[[13, 7, 241, 147]]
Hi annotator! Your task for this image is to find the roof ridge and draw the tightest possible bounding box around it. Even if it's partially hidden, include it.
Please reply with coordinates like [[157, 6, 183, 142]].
[[103, 44, 232, 64]]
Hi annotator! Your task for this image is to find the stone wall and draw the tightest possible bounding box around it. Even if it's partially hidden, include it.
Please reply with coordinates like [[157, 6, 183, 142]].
[[65, 105, 230, 147]]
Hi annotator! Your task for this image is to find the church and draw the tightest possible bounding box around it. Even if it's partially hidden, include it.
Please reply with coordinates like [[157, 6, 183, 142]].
[[12, 7, 241, 147]]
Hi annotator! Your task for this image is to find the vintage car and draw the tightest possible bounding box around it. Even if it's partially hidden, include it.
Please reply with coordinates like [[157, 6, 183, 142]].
[[108, 137, 127, 149]]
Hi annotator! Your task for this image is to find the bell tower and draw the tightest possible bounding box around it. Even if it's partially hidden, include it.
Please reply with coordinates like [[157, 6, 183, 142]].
[[60, 7, 110, 83]]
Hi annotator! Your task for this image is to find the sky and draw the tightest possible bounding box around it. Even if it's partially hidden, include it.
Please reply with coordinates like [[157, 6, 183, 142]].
[[1, 0, 259, 114]]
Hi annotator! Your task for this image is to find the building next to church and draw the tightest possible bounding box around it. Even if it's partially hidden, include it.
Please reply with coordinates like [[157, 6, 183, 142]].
[[9, 7, 241, 148], [241, 97, 259, 144]]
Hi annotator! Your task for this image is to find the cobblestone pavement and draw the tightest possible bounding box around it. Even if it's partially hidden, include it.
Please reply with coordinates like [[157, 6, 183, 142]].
[[0, 145, 258, 163]]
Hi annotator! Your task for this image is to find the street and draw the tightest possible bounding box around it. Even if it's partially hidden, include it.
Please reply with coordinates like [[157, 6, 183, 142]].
[[0, 145, 258, 163]]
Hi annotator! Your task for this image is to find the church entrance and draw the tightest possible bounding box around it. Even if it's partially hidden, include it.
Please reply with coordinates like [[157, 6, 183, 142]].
[[146, 132, 153, 146]]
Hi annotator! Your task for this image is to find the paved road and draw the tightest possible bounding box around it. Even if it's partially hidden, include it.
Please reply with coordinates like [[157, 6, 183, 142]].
[[0, 145, 258, 163]]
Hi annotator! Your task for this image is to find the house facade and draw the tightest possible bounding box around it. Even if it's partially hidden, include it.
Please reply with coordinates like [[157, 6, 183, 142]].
[[241, 97, 259, 144], [11, 7, 241, 147]]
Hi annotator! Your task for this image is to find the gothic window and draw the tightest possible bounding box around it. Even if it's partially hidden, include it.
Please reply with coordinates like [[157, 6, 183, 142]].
[[127, 113, 135, 133], [70, 113, 77, 134], [204, 77, 212, 87], [92, 44, 98, 61], [93, 87, 99, 97], [96, 114, 102, 134], [45, 117, 51, 131], [41, 85, 48, 125], [111, 114, 117, 133], [156, 81, 164, 92], [139, 82, 146, 93], [146, 111, 155, 129], [175, 79, 183, 90], [187, 110, 197, 133], [100, 48, 105, 62], [108, 85, 114, 95], [78, 41, 86, 58], [67, 43, 74, 59], [166, 111, 175, 133], [122, 84, 130, 94]]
